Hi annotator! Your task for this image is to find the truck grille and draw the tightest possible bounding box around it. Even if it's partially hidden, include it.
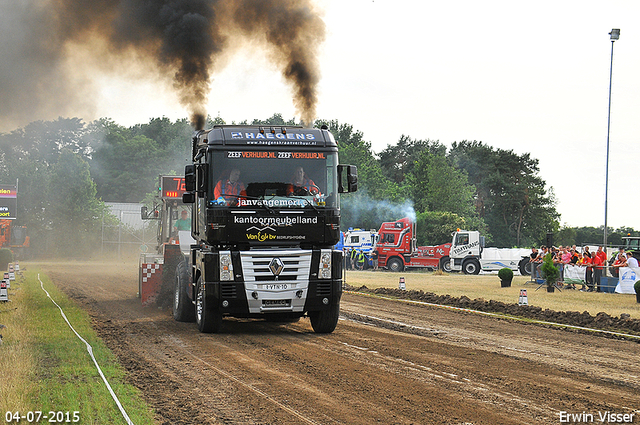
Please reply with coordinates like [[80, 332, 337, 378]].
[[240, 250, 312, 282], [315, 281, 332, 297], [220, 283, 237, 298]]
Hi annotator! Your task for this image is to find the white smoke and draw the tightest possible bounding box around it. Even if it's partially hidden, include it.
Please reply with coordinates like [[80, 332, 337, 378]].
[[341, 191, 416, 229]]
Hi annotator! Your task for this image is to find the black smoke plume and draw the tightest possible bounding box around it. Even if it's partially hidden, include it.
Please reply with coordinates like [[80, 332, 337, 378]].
[[0, 0, 325, 130]]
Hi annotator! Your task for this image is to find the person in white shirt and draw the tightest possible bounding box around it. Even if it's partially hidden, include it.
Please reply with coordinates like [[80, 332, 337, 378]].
[[626, 252, 639, 268]]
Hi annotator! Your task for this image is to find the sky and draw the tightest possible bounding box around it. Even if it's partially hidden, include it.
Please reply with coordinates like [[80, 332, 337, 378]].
[[4, 0, 640, 231]]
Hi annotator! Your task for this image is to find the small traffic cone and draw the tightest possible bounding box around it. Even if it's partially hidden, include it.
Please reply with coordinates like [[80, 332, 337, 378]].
[[518, 289, 528, 306], [399, 276, 406, 290], [0, 280, 8, 302]]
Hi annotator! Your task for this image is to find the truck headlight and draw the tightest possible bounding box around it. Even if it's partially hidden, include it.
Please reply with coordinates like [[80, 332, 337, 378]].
[[319, 250, 332, 279], [219, 252, 233, 281]]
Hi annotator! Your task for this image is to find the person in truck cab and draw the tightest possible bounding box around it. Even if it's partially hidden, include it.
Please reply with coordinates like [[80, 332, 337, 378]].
[[214, 168, 246, 205], [288, 166, 320, 196], [173, 210, 190, 232]]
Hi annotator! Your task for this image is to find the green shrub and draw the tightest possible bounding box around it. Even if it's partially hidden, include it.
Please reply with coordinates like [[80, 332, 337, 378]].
[[540, 253, 559, 286], [498, 267, 513, 280], [0, 248, 13, 270], [634, 280, 640, 295]]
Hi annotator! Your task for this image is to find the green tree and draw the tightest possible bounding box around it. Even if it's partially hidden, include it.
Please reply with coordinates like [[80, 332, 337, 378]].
[[555, 225, 577, 247], [378, 135, 446, 185], [315, 119, 400, 202], [415, 211, 465, 245], [449, 140, 559, 247], [88, 119, 169, 202], [408, 150, 475, 217], [46, 149, 111, 256]]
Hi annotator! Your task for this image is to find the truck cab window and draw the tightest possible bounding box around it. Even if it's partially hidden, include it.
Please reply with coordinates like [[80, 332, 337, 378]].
[[208, 151, 338, 209], [456, 233, 469, 246]]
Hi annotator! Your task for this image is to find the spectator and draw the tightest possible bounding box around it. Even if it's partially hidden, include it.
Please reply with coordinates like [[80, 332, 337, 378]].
[[596, 246, 607, 264], [582, 252, 593, 290], [356, 250, 365, 270], [371, 249, 379, 270], [591, 251, 604, 292], [569, 249, 579, 264], [553, 248, 565, 283], [350, 248, 357, 270], [627, 252, 639, 268], [534, 246, 548, 278], [611, 253, 628, 270]]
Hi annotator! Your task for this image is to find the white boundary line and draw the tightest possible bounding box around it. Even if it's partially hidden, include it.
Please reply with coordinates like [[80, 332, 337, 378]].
[[38, 274, 134, 425], [345, 290, 640, 341]]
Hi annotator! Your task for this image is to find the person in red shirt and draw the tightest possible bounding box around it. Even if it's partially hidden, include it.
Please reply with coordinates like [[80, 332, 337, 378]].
[[214, 168, 246, 205], [591, 251, 605, 292], [596, 246, 607, 264], [287, 166, 320, 196]]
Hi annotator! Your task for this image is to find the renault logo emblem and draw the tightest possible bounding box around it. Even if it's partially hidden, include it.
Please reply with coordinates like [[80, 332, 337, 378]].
[[269, 257, 284, 276]]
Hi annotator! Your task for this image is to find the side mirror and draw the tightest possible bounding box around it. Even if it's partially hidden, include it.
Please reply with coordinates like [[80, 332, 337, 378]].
[[347, 165, 358, 192], [338, 165, 358, 193], [184, 165, 196, 191], [182, 192, 195, 204]]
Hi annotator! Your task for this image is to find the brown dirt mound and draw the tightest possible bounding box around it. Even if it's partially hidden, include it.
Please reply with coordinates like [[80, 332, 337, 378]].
[[345, 285, 640, 336]]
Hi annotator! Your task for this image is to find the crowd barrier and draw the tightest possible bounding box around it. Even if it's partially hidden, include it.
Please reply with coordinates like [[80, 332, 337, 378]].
[[561, 264, 638, 294]]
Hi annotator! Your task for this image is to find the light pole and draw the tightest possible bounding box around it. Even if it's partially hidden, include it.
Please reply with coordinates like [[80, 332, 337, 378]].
[[603, 28, 619, 267]]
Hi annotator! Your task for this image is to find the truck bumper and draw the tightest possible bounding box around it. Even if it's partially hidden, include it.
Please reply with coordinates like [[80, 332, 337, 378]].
[[198, 248, 342, 317]]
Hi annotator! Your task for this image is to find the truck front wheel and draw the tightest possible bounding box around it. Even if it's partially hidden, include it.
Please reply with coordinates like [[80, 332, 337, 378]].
[[387, 257, 404, 272], [309, 302, 340, 333], [195, 278, 222, 333], [173, 261, 195, 322], [439, 256, 452, 273], [462, 259, 481, 275], [519, 258, 532, 276]]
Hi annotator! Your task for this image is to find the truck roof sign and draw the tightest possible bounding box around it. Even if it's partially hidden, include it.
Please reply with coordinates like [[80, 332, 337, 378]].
[[206, 126, 336, 147]]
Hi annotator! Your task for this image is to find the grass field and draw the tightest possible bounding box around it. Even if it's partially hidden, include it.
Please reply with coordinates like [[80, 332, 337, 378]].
[[0, 268, 156, 424], [344, 270, 640, 319]]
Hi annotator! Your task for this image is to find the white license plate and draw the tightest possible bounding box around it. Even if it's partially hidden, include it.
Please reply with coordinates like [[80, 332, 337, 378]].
[[261, 283, 290, 290], [263, 299, 291, 307]]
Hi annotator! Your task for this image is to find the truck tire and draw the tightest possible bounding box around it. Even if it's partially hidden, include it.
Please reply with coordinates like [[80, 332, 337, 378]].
[[439, 256, 452, 273], [173, 261, 195, 322], [462, 259, 481, 275], [195, 277, 222, 333], [309, 302, 340, 333], [387, 257, 404, 272], [518, 258, 532, 276]]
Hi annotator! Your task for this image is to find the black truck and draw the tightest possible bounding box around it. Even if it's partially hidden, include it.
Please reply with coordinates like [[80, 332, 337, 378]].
[[174, 125, 357, 333]]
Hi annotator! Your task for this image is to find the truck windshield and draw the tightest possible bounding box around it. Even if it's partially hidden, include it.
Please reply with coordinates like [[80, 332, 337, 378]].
[[209, 150, 339, 209]]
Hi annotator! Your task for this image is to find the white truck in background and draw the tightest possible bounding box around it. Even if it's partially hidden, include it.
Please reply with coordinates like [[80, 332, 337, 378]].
[[342, 228, 378, 254], [449, 229, 531, 275]]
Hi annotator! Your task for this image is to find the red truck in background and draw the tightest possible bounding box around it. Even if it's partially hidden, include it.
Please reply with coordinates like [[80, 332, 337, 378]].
[[375, 217, 451, 272], [0, 220, 29, 259]]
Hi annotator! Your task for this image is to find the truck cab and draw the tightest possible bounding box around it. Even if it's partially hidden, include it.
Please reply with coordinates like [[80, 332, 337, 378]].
[[177, 125, 357, 333], [449, 229, 530, 275], [374, 217, 451, 272]]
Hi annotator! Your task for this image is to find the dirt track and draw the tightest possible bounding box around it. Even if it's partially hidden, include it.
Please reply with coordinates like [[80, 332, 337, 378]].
[[38, 262, 640, 425]]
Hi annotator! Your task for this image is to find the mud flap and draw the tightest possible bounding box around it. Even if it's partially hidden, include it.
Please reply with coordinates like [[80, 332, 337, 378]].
[[140, 262, 162, 306]]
